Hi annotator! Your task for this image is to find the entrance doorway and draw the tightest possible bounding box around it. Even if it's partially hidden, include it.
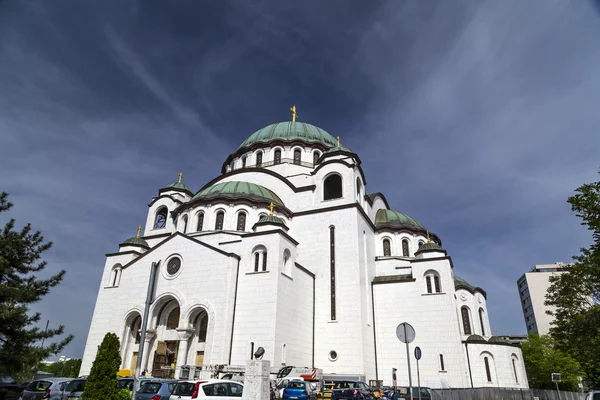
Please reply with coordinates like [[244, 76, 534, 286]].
[[152, 341, 179, 378]]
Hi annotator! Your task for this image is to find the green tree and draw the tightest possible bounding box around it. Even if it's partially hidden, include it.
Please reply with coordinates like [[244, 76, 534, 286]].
[[0, 192, 73, 375], [82, 333, 121, 400], [546, 173, 600, 387], [39, 358, 82, 378], [521, 334, 582, 390]]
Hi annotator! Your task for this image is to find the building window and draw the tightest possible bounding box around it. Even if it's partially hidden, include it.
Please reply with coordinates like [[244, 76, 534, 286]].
[[330, 226, 336, 320], [479, 308, 486, 336], [418, 240, 424, 248], [167, 257, 181, 276], [242, 156, 246, 168], [324, 174, 343, 200], [426, 276, 432, 293], [252, 246, 267, 272], [402, 239, 410, 257], [254, 252, 260, 272], [484, 357, 492, 382], [256, 152, 263, 167], [274, 149, 282, 165], [313, 151, 320, 165], [250, 342, 255, 360], [237, 212, 246, 231], [383, 239, 391, 256], [328, 350, 338, 362], [293, 149, 301, 165], [512, 358, 518, 383], [109, 264, 122, 287], [461, 307, 472, 335], [215, 211, 224, 230], [167, 307, 180, 330], [434, 275, 441, 293], [283, 249, 291, 275], [154, 207, 168, 229], [262, 251, 268, 272], [197, 213, 204, 231], [282, 343, 287, 365], [439, 354, 445, 371], [181, 215, 188, 233]]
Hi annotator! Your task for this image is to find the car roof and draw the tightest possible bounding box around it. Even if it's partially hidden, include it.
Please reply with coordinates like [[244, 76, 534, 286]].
[[179, 380, 243, 385]]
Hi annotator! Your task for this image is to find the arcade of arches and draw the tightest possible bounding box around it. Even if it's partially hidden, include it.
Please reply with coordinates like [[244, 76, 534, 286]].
[[121, 297, 209, 378]]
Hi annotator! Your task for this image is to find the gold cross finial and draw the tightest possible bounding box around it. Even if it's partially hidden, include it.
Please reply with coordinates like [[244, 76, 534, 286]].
[[269, 202, 275, 216], [337, 136, 341, 148], [290, 105, 298, 122], [426, 230, 431, 243], [178, 172, 183, 184], [136, 226, 142, 238]]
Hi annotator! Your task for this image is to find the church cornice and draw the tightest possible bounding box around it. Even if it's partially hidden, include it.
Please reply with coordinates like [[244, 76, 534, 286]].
[[412, 255, 455, 270], [172, 197, 294, 219], [294, 262, 315, 278], [241, 229, 299, 246]]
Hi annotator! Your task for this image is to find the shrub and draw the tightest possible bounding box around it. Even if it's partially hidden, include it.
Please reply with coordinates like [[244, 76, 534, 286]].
[[81, 333, 121, 400]]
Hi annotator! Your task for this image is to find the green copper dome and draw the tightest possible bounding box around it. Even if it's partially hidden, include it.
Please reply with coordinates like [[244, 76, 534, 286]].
[[163, 182, 192, 193], [454, 276, 475, 291], [488, 336, 508, 343], [258, 215, 286, 225], [238, 122, 337, 149], [193, 181, 284, 206], [121, 237, 149, 248], [375, 209, 425, 229], [466, 334, 487, 343], [416, 242, 444, 253]]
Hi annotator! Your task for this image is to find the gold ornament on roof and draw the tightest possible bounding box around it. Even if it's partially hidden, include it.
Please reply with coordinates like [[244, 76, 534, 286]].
[[426, 230, 431, 244], [337, 136, 341, 148], [136, 226, 142, 238], [269, 202, 275, 216], [178, 172, 183, 184], [290, 105, 298, 122]]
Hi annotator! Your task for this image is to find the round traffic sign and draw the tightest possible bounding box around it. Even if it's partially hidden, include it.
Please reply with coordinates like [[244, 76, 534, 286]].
[[396, 322, 416, 343], [414, 346, 422, 360]]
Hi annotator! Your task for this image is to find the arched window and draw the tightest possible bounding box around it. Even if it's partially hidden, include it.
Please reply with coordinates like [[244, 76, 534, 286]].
[[197, 212, 204, 231], [167, 307, 180, 330], [461, 307, 472, 335], [313, 151, 320, 165], [426, 276, 432, 293], [324, 174, 343, 200], [484, 357, 492, 382], [256, 151, 263, 167], [356, 178, 362, 196], [274, 149, 282, 165], [254, 252, 260, 272], [154, 207, 168, 229], [110, 264, 122, 287], [181, 215, 188, 233], [424, 270, 441, 293], [434, 275, 441, 293], [283, 249, 291, 275], [382, 239, 391, 256], [402, 239, 410, 257], [479, 308, 486, 336], [237, 212, 246, 231], [241, 156, 247, 168], [511, 355, 519, 383], [252, 246, 267, 272], [198, 314, 208, 342], [418, 240, 424, 248], [293, 149, 301, 165], [215, 211, 224, 230]]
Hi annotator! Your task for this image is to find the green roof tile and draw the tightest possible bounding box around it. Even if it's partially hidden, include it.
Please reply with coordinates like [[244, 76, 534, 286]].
[[121, 237, 149, 248], [163, 182, 192, 192], [193, 181, 284, 206], [375, 209, 425, 229]]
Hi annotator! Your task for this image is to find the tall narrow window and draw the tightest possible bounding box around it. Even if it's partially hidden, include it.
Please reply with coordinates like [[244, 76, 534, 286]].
[[250, 342, 255, 360], [324, 175, 343, 200], [197, 213, 204, 231], [182, 216, 188, 233], [426, 276, 432, 293], [479, 308, 486, 336], [356, 178, 362, 198], [434, 275, 441, 293], [439, 354, 445, 371], [484, 357, 492, 382], [402, 239, 409, 257], [330, 226, 336, 320], [512, 358, 518, 383], [154, 207, 168, 229], [383, 239, 391, 256], [313, 151, 320, 165], [262, 251, 267, 272], [215, 211, 224, 230], [242, 157, 247, 168], [274, 149, 282, 165], [254, 253, 260, 272], [237, 212, 246, 231], [293, 149, 301, 165], [256, 152, 263, 167], [461, 307, 472, 335]]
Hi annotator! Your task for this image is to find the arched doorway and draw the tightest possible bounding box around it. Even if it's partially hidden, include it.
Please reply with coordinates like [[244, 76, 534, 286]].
[[121, 311, 142, 373], [185, 307, 210, 375], [148, 296, 182, 378]]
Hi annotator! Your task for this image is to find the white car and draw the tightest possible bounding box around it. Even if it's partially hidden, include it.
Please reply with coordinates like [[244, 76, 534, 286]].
[[170, 380, 243, 399]]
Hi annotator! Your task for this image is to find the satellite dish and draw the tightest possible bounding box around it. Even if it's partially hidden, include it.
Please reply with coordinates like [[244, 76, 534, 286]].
[[254, 347, 265, 360]]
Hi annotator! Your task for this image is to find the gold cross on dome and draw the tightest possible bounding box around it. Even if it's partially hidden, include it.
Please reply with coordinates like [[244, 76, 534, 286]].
[[178, 172, 183, 184], [337, 136, 341, 148], [426, 230, 431, 243], [290, 105, 298, 122], [136, 226, 142, 238], [269, 202, 275, 216]]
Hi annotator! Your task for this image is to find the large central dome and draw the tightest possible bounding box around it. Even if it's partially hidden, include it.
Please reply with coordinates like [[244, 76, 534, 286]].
[[238, 121, 337, 149]]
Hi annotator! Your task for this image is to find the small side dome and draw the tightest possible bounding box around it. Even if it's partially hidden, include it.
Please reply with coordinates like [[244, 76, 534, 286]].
[[323, 145, 352, 154], [163, 181, 192, 193], [253, 215, 288, 232], [488, 336, 508, 344], [454, 276, 487, 299], [416, 242, 444, 253], [193, 181, 284, 207], [121, 236, 149, 249], [375, 209, 425, 230], [466, 334, 487, 343]]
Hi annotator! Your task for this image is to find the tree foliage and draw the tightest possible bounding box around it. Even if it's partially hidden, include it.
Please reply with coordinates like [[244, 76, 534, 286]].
[[38, 358, 82, 378], [521, 334, 582, 390], [546, 172, 600, 387], [0, 192, 73, 375], [82, 332, 121, 400]]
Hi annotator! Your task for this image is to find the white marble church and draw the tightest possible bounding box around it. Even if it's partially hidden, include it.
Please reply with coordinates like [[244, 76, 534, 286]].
[[81, 109, 528, 388]]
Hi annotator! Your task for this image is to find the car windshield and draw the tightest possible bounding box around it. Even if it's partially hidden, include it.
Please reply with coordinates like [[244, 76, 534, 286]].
[[0, 377, 15, 384], [172, 382, 196, 396], [66, 380, 86, 392], [26, 381, 52, 391], [288, 382, 305, 389], [139, 382, 162, 394]]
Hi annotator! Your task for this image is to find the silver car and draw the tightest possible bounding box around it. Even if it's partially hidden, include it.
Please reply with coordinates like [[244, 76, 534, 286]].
[[61, 379, 86, 400], [20, 378, 71, 400]]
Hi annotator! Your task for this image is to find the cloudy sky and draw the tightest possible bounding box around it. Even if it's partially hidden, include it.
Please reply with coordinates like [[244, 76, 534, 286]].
[[1, 0, 599, 359]]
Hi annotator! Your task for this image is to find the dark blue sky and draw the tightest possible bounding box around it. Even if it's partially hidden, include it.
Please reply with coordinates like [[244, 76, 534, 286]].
[[1, 1, 599, 359]]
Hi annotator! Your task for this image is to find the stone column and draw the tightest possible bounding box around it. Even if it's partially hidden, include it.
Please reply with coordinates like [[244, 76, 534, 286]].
[[243, 360, 271, 400], [140, 330, 156, 373], [174, 328, 195, 379]]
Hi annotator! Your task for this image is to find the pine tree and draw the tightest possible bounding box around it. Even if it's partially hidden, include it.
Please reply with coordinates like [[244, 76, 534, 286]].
[[0, 192, 72, 375], [82, 333, 122, 400]]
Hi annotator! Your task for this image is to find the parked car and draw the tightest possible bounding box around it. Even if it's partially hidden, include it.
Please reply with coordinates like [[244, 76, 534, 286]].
[[61, 379, 86, 400], [118, 377, 157, 392], [170, 380, 243, 399], [330, 381, 373, 400], [20, 378, 71, 400], [1, 376, 29, 400], [395, 387, 432, 400], [584, 391, 600, 400], [282, 381, 317, 400], [135, 379, 179, 400]]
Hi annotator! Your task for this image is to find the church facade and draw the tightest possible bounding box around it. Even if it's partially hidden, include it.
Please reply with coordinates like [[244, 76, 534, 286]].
[[80, 115, 527, 389]]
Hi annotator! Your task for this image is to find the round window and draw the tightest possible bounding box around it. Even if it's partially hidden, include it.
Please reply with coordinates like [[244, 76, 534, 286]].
[[167, 257, 181, 275], [328, 350, 338, 362]]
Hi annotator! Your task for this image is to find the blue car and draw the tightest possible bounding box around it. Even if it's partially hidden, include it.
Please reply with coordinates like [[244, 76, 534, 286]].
[[135, 380, 179, 400], [283, 381, 317, 400]]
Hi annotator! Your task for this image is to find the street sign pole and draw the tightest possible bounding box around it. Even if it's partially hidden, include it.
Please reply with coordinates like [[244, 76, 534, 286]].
[[403, 324, 413, 390], [414, 347, 422, 400], [552, 373, 562, 400], [396, 323, 415, 399]]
